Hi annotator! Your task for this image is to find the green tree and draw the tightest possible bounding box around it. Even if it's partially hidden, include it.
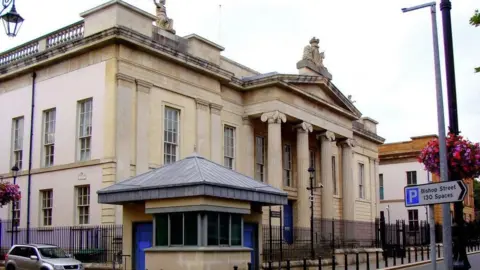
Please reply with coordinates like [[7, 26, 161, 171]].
[[471, 10, 480, 73], [474, 179, 480, 211]]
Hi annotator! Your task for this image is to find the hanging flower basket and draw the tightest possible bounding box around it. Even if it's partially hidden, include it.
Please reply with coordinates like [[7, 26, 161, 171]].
[[418, 133, 480, 179], [0, 181, 21, 207]]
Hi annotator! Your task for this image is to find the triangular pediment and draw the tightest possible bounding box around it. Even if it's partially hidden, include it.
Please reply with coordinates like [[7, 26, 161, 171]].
[[289, 80, 361, 118]]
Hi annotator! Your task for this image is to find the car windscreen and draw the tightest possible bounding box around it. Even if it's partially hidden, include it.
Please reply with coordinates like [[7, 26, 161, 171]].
[[38, 248, 69, 259]]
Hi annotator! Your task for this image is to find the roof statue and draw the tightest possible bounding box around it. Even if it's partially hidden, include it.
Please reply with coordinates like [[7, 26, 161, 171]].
[[153, 0, 176, 34], [297, 37, 332, 80]]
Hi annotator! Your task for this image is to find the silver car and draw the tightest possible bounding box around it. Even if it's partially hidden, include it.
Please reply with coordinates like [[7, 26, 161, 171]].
[[5, 244, 84, 270]]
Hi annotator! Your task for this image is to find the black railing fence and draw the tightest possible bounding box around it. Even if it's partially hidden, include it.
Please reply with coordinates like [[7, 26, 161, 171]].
[[262, 218, 380, 262], [0, 220, 122, 263]]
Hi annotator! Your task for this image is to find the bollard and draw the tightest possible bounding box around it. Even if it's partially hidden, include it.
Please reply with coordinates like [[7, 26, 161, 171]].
[[400, 248, 404, 265], [268, 261, 272, 270], [303, 258, 307, 270], [286, 260, 290, 270], [393, 247, 396, 266], [344, 253, 348, 270], [375, 251, 379, 269], [420, 246, 424, 261], [408, 247, 411, 263], [366, 252, 370, 270], [318, 256, 322, 270], [437, 244, 441, 258], [414, 247, 418, 262], [247, 262, 252, 270], [355, 253, 359, 270], [233, 266, 238, 270], [384, 251, 388, 268], [427, 245, 430, 260], [332, 255, 336, 270]]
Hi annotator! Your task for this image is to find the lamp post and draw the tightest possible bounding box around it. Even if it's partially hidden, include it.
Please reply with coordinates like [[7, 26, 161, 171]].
[[439, 0, 470, 268], [401, 2, 452, 269], [307, 167, 321, 259], [0, 0, 24, 37], [10, 164, 19, 246]]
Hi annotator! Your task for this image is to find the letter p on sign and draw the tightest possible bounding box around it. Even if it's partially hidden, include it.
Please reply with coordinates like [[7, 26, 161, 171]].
[[406, 187, 419, 205]]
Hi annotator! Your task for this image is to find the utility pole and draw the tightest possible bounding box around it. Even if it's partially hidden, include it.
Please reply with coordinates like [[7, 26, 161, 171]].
[[439, 0, 470, 269]]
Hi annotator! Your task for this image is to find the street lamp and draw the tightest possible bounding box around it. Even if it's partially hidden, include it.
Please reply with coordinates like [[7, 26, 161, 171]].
[[0, 0, 23, 37], [401, 1, 458, 269], [307, 166, 321, 259], [10, 164, 19, 246]]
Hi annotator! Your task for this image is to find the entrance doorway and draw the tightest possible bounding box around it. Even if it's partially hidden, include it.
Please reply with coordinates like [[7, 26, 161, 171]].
[[133, 222, 153, 270], [244, 223, 259, 270]]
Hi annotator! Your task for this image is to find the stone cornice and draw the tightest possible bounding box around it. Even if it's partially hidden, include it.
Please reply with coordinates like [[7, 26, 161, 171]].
[[136, 79, 152, 93], [116, 73, 135, 83], [196, 98, 210, 111], [210, 103, 222, 115]]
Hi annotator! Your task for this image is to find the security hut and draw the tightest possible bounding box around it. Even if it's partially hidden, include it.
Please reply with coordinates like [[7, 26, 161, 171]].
[[97, 153, 288, 270]]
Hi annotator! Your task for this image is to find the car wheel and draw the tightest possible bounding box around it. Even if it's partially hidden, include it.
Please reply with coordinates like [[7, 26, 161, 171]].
[[6, 264, 15, 270], [40, 267, 49, 270]]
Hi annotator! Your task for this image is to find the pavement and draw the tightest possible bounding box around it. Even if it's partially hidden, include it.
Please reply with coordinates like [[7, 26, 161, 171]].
[[403, 253, 480, 270]]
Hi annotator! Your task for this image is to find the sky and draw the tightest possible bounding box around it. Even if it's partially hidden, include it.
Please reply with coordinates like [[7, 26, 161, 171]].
[[0, 0, 479, 143]]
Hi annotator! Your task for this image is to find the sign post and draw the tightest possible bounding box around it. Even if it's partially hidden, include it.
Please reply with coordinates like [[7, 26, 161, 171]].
[[405, 180, 467, 269], [404, 180, 467, 207]]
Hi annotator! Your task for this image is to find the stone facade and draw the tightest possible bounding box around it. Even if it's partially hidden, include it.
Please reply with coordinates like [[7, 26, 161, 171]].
[[0, 0, 384, 229]]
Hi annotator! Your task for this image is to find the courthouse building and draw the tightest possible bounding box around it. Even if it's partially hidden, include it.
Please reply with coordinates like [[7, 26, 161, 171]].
[[0, 1, 385, 264]]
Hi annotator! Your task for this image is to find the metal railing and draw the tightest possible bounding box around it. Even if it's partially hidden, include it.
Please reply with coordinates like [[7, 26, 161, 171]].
[[0, 219, 122, 263]]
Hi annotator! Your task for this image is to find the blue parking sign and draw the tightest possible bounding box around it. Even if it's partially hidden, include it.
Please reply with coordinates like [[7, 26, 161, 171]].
[[405, 187, 420, 206]]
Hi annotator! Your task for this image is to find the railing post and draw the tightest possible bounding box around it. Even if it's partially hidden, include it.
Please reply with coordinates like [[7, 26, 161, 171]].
[[393, 247, 396, 266], [408, 247, 411, 263], [318, 256, 322, 270], [268, 261, 272, 270], [375, 251, 379, 269], [286, 260, 290, 270], [366, 252, 370, 270], [303, 258, 307, 270], [344, 253, 348, 270], [332, 254, 336, 270]]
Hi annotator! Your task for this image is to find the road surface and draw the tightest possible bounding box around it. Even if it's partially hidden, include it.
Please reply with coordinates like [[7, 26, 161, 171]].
[[406, 253, 480, 270]]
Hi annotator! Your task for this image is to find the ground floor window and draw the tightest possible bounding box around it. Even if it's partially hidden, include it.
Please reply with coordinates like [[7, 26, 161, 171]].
[[154, 212, 243, 247]]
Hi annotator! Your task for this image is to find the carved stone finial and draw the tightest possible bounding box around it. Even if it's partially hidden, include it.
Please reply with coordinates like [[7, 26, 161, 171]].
[[260, 111, 287, 124], [295, 122, 313, 133], [297, 37, 332, 80], [317, 131, 336, 142], [154, 0, 176, 34]]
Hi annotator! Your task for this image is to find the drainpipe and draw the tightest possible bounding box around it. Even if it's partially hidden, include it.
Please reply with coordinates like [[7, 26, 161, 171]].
[[26, 72, 36, 243]]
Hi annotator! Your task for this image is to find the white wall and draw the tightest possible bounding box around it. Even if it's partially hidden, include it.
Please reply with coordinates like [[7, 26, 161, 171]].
[[0, 165, 104, 226], [0, 62, 106, 172], [379, 161, 432, 223], [0, 62, 106, 226]]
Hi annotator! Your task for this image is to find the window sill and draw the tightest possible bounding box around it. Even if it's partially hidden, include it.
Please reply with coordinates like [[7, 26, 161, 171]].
[[145, 246, 252, 252]]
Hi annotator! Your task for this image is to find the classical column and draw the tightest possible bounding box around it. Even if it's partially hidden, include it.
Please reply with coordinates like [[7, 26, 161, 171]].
[[210, 104, 223, 164], [135, 79, 152, 175], [242, 116, 255, 178], [260, 111, 286, 189], [196, 99, 210, 158], [295, 122, 313, 228], [341, 139, 356, 222], [317, 131, 336, 221]]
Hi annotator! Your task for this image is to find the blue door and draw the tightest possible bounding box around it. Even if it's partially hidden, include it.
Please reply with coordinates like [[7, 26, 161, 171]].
[[133, 222, 153, 270], [244, 223, 258, 270], [283, 202, 293, 244]]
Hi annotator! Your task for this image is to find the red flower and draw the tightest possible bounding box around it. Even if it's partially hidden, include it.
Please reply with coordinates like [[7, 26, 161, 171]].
[[418, 133, 480, 179]]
